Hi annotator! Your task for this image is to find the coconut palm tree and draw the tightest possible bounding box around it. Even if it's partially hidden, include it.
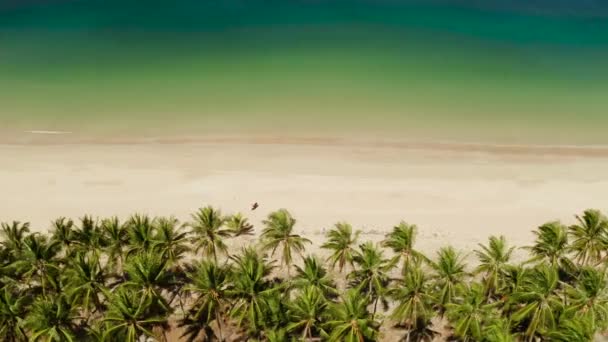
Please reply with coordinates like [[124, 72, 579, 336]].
[[324, 289, 379, 342], [122, 252, 173, 312], [14, 234, 61, 297], [100, 217, 127, 274], [261, 209, 311, 277], [321, 222, 360, 273], [293, 255, 339, 298], [446, 283, 500, 341], [429, 246, 468, 313], [228, 247, 278, 336], [563, 266, 608, 332], [382, 221, 428, 271], [526, 221, 569, 267], [102, 286, 168, 342], [153, 216, 189, 268], [546, 315, 595, 341], [50, 217, 76, 256], [226, 213, 254, 237], [349, 242, 395, 318], [568, 209, 608, 266], [63, 252, 107, 318], [287, 285, 328, 340], [389, 262, 437, 341], [0, 285, 29, 342], [72, 215, 106, 256], [124, 214, 156, 258], [25, 295, 79, 342], [188, 206, 231, 263], [181, 260, 232, 342], [474, 235, 515, 298], [482, 318, 515, 342], [510, 264, 564, 340], [0, 221, 30, 260]]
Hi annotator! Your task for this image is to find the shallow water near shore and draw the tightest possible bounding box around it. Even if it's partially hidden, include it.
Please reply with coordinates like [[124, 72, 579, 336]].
[[2, 1, 608, 145]]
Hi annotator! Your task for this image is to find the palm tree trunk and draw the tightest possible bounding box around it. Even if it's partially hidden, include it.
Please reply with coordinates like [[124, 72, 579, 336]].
[[216, 308, 224, 342], [372, 296, 379, 320]]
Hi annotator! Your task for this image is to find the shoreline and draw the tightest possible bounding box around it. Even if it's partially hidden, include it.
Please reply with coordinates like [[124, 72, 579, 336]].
[[5, 132, 608, 158]]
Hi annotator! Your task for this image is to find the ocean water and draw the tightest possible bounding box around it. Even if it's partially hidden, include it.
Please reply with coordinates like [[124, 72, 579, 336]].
[[1, 1, 608, 144]]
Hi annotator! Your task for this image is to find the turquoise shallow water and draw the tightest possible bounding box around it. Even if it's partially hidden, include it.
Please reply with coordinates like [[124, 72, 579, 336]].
[[1, 1, 608, 144]]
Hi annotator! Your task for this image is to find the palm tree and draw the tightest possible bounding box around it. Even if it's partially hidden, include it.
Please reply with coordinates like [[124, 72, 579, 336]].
[[526, 221, 569, 267], [546, 315, 595, 341], [324, 289, 379, 342], [510, 264, 564, 340], [72, 215, 106, 256], [50, 217, 76, 256], [429, 246, 468, 313], [0, 285, 29, 342], [124, 214, 156, 258], [122, 252, 173, 312], [188, 206, 231, 263], [63, 253, 107, 318], [226, 213, 254, 237], [563, 266, 608, 332], [482, 318, 515, 342], [321, 222, 360, 273], [181, 260, 232, 342], [25, 295, 79, 342], [349, 242, 395, 318], [228, 247, 278, 336], [102, 286, 168, 342], [568, 209, 608, 266], [389, 262, 437, 341], [100, 217, 127, 274], [153, 216, 189, 268], [0, 221, 30, 259], [261, 209, 311, 277], [14, 234, 61, 297], [474, 235, 515, 298], [287, 286, 328, 340], [382, 221, 428, 271], [293, 255, 339, 298], [446, 283, 500, 341]]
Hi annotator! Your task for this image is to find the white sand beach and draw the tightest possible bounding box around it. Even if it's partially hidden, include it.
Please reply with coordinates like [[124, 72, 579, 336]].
[[2, 138, 608, 258]]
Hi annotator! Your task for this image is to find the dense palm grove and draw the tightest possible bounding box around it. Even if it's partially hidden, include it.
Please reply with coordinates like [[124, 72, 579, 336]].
[[1, 207, 608, 341]]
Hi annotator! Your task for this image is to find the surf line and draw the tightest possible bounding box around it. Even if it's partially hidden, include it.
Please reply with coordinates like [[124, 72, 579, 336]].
[[24, 130, 72, 135]]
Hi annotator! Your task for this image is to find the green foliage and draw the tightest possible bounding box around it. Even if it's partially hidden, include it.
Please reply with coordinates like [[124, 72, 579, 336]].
[[25, 295, 79, 342], [568, 209, 608, 266], [293, 255, 338, 298], [527, 221, 569, 267], [261, 209, 311, 275], [0, 208, 608, 341], [324, 289, 380, 342], [321, 222, 360, 273], [188, 206, 231, 263], [349, 242, 395, 318], [474, 235, 515, 298], [446, 283, 500, 341], [389, 262, 435, 333], [228, 247, 279, 336], [181, 260, 232, 341], [382, 221, 428, 271], [510, 264, 564, 339], [102, 286, 167, 342], [430, 246, 468, 312]]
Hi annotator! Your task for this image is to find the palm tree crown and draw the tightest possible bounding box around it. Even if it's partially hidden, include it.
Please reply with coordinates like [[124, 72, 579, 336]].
[[321, 222, 360, 273], [261, 209, 311, 275]]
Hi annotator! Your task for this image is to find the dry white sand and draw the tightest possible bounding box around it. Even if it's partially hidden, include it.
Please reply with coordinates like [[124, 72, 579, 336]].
[[2, 140, 608, 257]]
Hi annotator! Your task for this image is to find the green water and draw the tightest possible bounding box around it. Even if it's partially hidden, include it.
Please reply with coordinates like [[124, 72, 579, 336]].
[[2, 1, 608, 144]]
